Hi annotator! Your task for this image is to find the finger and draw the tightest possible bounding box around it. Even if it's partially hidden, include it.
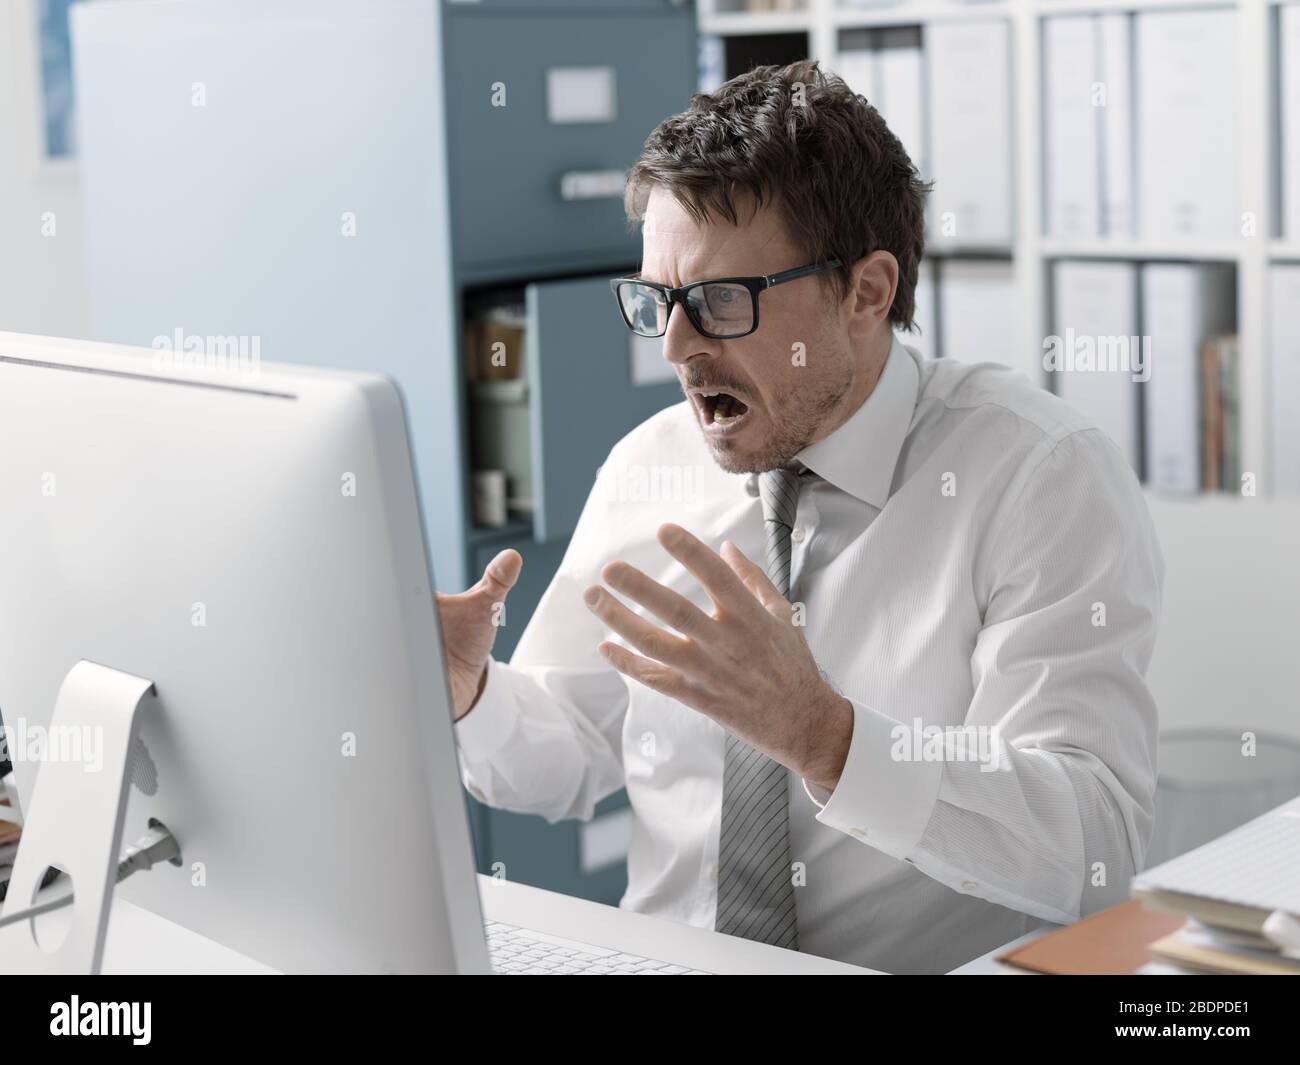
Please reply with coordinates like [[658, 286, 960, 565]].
[[719, 539, 785, 611], [597, 641, 691, 703], [584, 585, 697, 671], [600, 559, 713, 638], [477, 549, 522, 601], [656, 523, 763, 619]]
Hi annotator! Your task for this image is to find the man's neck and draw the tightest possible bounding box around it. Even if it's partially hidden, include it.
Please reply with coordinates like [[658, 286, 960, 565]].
[[813, 331, 892, 447]]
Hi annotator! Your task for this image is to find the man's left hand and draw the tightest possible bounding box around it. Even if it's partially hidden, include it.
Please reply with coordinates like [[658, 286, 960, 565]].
[[583, 522, 853, 792]]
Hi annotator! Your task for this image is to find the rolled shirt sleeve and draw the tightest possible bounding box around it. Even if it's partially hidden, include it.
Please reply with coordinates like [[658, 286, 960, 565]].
[[802, 428, 1164, 925]]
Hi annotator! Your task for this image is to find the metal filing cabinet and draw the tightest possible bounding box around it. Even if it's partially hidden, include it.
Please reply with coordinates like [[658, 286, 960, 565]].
[[443, 4, 695, 276], [443, 1, 693, 904]]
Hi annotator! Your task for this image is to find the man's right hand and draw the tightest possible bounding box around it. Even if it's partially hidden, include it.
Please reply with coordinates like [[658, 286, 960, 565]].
[[436, 549, 523, 720]]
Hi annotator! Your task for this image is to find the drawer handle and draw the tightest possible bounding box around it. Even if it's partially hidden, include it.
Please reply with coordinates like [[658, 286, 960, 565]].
[[559, 169, 626, 202]]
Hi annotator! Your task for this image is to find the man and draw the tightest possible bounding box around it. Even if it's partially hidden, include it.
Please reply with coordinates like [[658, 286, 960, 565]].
[[438, 60, 1163, 974]]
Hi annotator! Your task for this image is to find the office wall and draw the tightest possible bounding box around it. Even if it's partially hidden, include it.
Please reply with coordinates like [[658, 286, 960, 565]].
[[0, 1, 90, 339]]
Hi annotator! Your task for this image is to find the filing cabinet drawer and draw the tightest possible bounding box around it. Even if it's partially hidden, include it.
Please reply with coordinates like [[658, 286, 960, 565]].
[[443, 10, 695, 272]]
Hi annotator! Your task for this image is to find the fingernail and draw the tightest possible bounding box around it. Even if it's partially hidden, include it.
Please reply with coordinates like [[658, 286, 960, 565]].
[[583, 586, 601, 607]]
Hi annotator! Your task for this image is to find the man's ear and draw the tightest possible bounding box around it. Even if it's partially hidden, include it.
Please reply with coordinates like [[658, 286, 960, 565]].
[[845, 251, 899, 337]]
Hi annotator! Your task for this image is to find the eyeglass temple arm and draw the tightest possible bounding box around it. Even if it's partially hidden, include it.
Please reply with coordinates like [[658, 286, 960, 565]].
[[763, 259, 844, 288]]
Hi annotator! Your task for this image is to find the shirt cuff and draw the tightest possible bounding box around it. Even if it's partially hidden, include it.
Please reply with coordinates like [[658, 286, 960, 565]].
[[453, 657, 519, 760], [801, 699, 943, 859]]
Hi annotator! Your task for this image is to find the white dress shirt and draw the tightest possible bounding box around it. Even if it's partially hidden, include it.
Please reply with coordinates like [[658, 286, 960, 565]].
[[455, 336, 1164, 974]]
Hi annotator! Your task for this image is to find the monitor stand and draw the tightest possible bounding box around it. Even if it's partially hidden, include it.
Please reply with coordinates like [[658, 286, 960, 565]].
[[0, 660, 155, 974]]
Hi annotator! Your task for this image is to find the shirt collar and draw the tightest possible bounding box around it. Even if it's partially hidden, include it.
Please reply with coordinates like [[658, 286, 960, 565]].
[[793, 335, 919, 509]]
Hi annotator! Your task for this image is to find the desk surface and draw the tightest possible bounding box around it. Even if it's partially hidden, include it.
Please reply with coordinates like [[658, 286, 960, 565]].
[[9, 875, 875, 974]]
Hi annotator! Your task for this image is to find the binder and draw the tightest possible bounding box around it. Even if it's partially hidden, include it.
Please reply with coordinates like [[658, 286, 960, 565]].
[[1135, 9, 1239, 243], [835, 29, 878, 104], [901, 257, 937, 360], [1050, 260, 1140, 471], [937, 260, 1017, 369], [1097, 13, 1135, 238], [926, 20, 1012, 246], [876, 27, 926, 180], [1044, 16, 1100, 239], [1141, 263, 1235, 493], [1271, 267, 1300, 494], [1283, 5, 1300, 241]]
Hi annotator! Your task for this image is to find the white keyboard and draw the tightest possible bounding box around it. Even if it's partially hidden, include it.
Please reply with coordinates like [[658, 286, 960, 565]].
[[485, 921, 712, 975]]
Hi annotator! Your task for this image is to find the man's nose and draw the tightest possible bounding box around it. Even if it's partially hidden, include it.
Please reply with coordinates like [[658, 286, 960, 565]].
[[661, 300, 721, 368]]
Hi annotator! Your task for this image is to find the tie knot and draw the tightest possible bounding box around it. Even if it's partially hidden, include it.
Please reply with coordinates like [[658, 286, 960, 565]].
[[758, 465, 802, 528]]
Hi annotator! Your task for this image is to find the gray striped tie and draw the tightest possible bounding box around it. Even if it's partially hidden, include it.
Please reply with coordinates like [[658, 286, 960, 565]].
[[715, 463, 805, 949]]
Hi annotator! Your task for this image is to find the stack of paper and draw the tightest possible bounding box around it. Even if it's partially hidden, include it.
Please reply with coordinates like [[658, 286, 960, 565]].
[[1132, 796, 1300, 975]]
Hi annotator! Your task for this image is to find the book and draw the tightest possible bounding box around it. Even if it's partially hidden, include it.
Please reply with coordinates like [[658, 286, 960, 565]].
[[997, 899, 1187, 975], [1200, 334, 1239, 492], [1133, 796, 1300, 935], [1149, 926, 1300, 976]]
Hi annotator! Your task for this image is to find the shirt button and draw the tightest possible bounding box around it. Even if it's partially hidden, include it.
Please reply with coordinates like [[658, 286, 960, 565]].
[[961, 880, 978, 891], [848, 828, 866, 840], [791, 527, 806, 544]]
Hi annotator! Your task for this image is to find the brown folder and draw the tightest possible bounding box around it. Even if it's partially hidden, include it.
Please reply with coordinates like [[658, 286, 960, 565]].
[[996, 899, 1187, 975]]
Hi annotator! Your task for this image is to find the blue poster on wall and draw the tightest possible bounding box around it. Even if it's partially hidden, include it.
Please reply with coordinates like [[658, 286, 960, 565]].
[[39, 0, 78, 158]]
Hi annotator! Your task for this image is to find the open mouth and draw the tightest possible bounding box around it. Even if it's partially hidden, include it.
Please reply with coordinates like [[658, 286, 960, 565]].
[[693, 390, 751, 432]]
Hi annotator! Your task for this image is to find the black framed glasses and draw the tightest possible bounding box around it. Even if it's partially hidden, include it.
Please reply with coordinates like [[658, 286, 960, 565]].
[[610, 259, 843, 340]]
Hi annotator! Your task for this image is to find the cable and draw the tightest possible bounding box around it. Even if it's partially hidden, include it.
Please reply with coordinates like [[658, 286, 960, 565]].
[[0, 818, 181, 931]]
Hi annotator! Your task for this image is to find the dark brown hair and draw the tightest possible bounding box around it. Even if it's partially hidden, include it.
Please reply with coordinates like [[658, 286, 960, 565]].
[[625, 59, 931, 330]]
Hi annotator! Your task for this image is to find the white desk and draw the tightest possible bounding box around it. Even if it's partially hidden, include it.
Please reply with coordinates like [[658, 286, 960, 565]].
[[5, 874, 874, 974]]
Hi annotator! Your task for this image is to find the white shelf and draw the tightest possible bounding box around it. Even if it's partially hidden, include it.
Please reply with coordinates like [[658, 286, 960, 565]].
[[701, 0, 1244, 37], [697, 0, 1287, 495], [1037, 238, 1246, 262], [832, 2, 1012, 28], [1269, 240, 1300, 261], [699, 12, 813, 36], [1029, 0, 1238, 15]]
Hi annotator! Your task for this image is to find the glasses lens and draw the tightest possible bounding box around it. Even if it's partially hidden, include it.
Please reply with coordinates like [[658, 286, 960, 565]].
[[689, 283, 753, 338], [617, 283, 668, 337]]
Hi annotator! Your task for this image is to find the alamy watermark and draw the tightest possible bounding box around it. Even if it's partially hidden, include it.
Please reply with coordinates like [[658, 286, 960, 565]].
[[0, 719, 103, 773], [151, 328, 261, 382], [890, 719, 1005, 773], [1042, 330, 1151, 383]]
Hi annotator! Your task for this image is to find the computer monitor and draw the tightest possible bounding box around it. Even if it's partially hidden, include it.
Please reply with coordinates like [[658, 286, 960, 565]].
[[0, 332, 491, 974]]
